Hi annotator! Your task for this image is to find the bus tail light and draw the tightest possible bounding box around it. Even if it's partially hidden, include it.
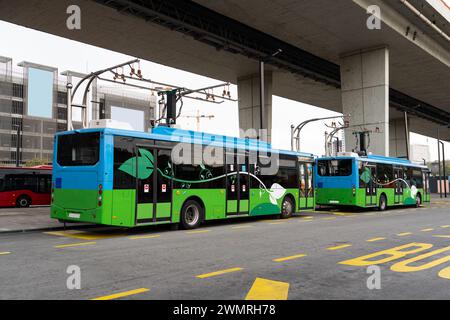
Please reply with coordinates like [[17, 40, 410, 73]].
[[352, 185, 356, 197], [98, 184, 103, 206]]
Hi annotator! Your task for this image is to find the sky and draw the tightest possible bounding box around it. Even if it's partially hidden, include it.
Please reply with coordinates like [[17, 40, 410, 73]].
[[0, 20, 448, 160]]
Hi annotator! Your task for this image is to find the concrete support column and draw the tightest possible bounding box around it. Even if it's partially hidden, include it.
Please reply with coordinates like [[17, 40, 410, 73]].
[[340, 46, 389, 156], [237, 72, 272, 143], [389, 117, 410, 158]]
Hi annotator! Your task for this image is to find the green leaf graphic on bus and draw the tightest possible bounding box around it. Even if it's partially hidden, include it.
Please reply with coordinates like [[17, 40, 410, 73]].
[[119, 148, 154, 179], [360, 168, 372, 184]]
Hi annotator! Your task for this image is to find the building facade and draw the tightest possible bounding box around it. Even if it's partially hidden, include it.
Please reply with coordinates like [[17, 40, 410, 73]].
[[0, 56, 156, 166]]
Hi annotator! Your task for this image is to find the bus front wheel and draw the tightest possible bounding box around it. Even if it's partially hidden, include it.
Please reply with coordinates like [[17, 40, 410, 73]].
[[415, 194, 422, 208], [378, 194, 387, 211], [180, 200, 203, 229], [281, 197, 294, 219], [16, 195, 31, 208]]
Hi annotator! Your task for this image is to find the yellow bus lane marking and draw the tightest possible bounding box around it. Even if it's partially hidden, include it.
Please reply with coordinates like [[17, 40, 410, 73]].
[[0, 251, 11, 255], [339, 243, 433, 266], [321, 217, 336, 220], [231, 225, 253, 229], [438, 266, 450, 279], [433, 235, 450, 238], [186, 230, 211, 234], [273, 254, 307, 262], [245, 278, 289, 300], [54, 242, 96, 248], [269, 222, 285, 225], [45, 230, 126, 240], [91, 288, 150, 300], [421, 228, 434, 232], [441, 225, 450, 228], [128, 235, 161, 240], [196, 267, 243, 279], [397, 232, 412, 237], [390, 246, 450, 273], [366, 237, 386, 242], [327, 244, 352, 251]]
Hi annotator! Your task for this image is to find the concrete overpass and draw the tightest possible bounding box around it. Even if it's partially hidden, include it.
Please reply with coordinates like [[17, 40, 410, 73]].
[[0, 0, 449, 156]]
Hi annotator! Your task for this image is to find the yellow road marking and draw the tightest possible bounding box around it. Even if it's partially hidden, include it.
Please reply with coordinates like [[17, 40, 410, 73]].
[[91, 288, 150, 300], [196, 267, 243, 279], [269, 222, 285, 225], [433, 235, 450, 238], [186, 230, 211, 234], [273, 253, 307, 262], [231, 225, 252, 229], [45, 230, 125, 240], [327, 244, 352, 251], [321, 217, 336, 220], [54, 242, 96, 248], [421, 228, 434, 232], [364, 213, 376, 216], [245, 278, 289, 300], [0, 251, 11, 255], [367, 237, 386, 242], [441, 225, 450, 228], [397, 232, 412, 237], [438, 266, 450, 279], [128, 235, 161, 240], [301, 216, 314, 219]]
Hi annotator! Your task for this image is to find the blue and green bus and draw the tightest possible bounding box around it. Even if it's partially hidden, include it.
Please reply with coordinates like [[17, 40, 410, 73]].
[[51, 126, 315, 229], [315, 153, 431, 210]]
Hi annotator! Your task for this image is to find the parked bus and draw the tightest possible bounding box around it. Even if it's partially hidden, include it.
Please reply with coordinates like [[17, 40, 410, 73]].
[[315, 153, 431, 210], [0, 166, 52, 208], [51, 126, 315, 228]]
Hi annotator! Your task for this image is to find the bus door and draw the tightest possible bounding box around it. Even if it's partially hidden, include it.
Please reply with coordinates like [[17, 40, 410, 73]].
[[225, 149, 249, 216], [423, 170, 430, 201], [135, 143, 173, 225], [299, 162, 314, 210], [365, 165, 377, 206], [394, 167, 403, 204]]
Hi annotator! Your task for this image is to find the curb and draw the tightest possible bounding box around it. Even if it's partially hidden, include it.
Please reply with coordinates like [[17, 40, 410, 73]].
[[0, 223, 96, 235]]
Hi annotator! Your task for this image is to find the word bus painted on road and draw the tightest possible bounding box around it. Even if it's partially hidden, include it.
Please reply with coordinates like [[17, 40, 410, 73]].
[[314, 153, 431, 210], [0, 166, 52, 208], [51, 127, 315, 228]]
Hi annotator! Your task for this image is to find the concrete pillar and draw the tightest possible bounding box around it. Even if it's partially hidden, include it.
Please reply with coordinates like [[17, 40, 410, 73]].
[[389, 118, 409, 158], [237, 72, 272, 143], [340, 47, 389, 156]]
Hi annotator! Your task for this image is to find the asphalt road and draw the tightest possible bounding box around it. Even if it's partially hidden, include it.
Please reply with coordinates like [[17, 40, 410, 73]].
[[0, 200, 449, 300]]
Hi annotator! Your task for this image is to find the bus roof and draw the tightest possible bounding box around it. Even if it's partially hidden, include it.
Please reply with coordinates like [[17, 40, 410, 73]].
[[56, 127, 315, 158], [317, 154, 429, 169]]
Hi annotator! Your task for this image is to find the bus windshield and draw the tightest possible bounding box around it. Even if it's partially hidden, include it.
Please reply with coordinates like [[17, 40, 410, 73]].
[[317, 159, 352, 176], [57, 132, 100, 166]]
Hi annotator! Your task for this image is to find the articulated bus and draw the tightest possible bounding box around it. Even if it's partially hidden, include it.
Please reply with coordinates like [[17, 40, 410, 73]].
[[51, 126, 315, 229], [315, 153, 431, 210], [0, 166, 52, 208]]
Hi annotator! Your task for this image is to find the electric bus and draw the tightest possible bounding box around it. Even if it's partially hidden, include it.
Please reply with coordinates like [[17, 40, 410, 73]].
[[315, 153, 431, 210], [51, 126, 315, 229], [0, 166, 52, 207]]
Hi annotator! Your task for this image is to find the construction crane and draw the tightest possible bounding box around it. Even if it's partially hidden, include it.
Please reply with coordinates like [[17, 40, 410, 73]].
[[182, 110, 215, 131]]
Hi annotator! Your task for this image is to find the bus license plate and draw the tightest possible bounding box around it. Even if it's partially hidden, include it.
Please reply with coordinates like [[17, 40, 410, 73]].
[[68, 213, 80, 219]]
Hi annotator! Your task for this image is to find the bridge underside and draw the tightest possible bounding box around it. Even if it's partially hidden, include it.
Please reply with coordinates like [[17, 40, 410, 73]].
[[0, 0, 449, 147]]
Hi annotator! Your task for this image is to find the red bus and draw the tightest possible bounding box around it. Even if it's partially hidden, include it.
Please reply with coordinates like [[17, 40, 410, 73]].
[[0, 166, 52, 208]]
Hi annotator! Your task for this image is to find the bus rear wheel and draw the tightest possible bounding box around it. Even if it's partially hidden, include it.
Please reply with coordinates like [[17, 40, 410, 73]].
[[16, 195, 31, 208], [281, 197, 294, 219], [180, 200, 203, 229], [415, 194, 422, 208], [378, 194, 387, 211]]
